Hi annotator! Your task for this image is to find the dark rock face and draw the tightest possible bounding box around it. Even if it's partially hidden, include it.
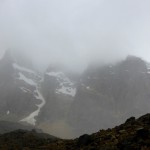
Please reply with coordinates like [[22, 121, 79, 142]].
[[138, 113, 150, 124], [77, 134, 92, 146], [136, 128, 149, 139], [68, 56, 150, 136], [125, 117, 135, 124], [37, 66, 75, 125]]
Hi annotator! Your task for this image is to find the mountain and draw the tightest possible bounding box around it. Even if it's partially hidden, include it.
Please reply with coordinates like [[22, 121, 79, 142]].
[[0, 113, 149, 150], [37, 64, 77, 138], [0, 50, 77, 138], [0, 50, 150, 139], [68, 55, 150, 136], [39, 64, 76, 123], [0, 50, 45, 125]]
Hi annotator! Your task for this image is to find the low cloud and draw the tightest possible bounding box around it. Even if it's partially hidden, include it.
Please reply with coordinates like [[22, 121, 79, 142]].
[[0, 0, 150, 72]]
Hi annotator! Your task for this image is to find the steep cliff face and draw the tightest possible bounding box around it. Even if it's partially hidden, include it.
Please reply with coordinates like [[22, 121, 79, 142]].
[[68, 56, 150, 136], [38, 70, 75, 122], [36, 65, 76, 138]]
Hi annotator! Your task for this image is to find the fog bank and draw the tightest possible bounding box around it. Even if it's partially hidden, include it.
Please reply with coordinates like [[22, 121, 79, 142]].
[[0, 0, 150, 72]]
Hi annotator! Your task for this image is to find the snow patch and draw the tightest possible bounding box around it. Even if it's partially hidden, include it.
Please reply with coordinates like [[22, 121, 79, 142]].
[[13, 63, 35, 74], [86, 86, 90, 89], [47, 71, 76, 97], [20, 87, 31, 93], [46, 71, 63, 77], [87, 76, 90, 79], [7, 110, 10, 115], [146, 63, 150, 74], [56, 86, 76, 97], [20, 88, 46, 125], [18, 73, 36, 86], [12, 63, 46, 125]]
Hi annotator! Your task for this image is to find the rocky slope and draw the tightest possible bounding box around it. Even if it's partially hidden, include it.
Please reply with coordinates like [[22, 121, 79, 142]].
[[37, 55, 150, 138], [0, 113, 149, 150], [68, 56, 150, 136]]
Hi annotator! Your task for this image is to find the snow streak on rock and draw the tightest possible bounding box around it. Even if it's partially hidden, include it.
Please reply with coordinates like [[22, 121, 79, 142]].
[[20, 87, 46, 125], [13, 63, 46, 125], [46, 71, 76, 97], [146, 63, 150, 74], [13, 63, 35, 74], [18, 73, 36, 86]]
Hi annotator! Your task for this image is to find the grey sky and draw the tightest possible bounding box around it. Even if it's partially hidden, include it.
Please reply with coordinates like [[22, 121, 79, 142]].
[[0, 0, 150, 72]]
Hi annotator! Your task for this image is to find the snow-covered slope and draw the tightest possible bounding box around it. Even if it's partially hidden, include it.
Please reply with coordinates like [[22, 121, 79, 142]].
[[12, 63, 46, 125], [0, 50, 46, 126], [13, 63, 35, 74], [46, 71, 76, 97], [20, 87, 46, 125]]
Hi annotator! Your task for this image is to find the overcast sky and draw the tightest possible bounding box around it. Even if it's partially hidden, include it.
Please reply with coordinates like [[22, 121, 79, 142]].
[[0, 0, 150, 72]]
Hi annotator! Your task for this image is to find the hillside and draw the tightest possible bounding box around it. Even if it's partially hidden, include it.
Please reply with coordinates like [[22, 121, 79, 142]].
[[0, 113, 149, 150]]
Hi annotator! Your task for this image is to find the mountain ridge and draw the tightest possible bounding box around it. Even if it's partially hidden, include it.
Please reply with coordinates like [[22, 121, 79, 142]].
[[0, 50, 150, 138]]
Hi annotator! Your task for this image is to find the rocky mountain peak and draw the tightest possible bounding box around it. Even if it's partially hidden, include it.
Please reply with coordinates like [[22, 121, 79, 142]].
[[119, 55, 147, 73]]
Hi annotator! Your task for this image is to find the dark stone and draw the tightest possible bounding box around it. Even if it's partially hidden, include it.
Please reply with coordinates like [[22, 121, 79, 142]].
[[138, 114, 150, 124], [125, 117, 135, 124], [136, 128, 149, 139], [117, 140, 135, 150], [77, 134, 92, 146]]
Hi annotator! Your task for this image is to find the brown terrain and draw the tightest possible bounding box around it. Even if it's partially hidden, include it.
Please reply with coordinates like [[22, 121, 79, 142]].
[[0, 113, 149, 150]]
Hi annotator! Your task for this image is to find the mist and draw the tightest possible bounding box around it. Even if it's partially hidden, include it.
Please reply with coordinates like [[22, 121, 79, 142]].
[[0, 0, 150, 141], [0, 0, 150, 72]]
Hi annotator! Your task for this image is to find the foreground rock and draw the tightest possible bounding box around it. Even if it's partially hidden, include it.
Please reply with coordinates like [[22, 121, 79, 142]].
[[0, 113, 149, 150]]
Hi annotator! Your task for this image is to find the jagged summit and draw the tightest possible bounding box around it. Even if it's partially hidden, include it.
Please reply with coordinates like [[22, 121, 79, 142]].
[[119, 55, 147, 72]]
